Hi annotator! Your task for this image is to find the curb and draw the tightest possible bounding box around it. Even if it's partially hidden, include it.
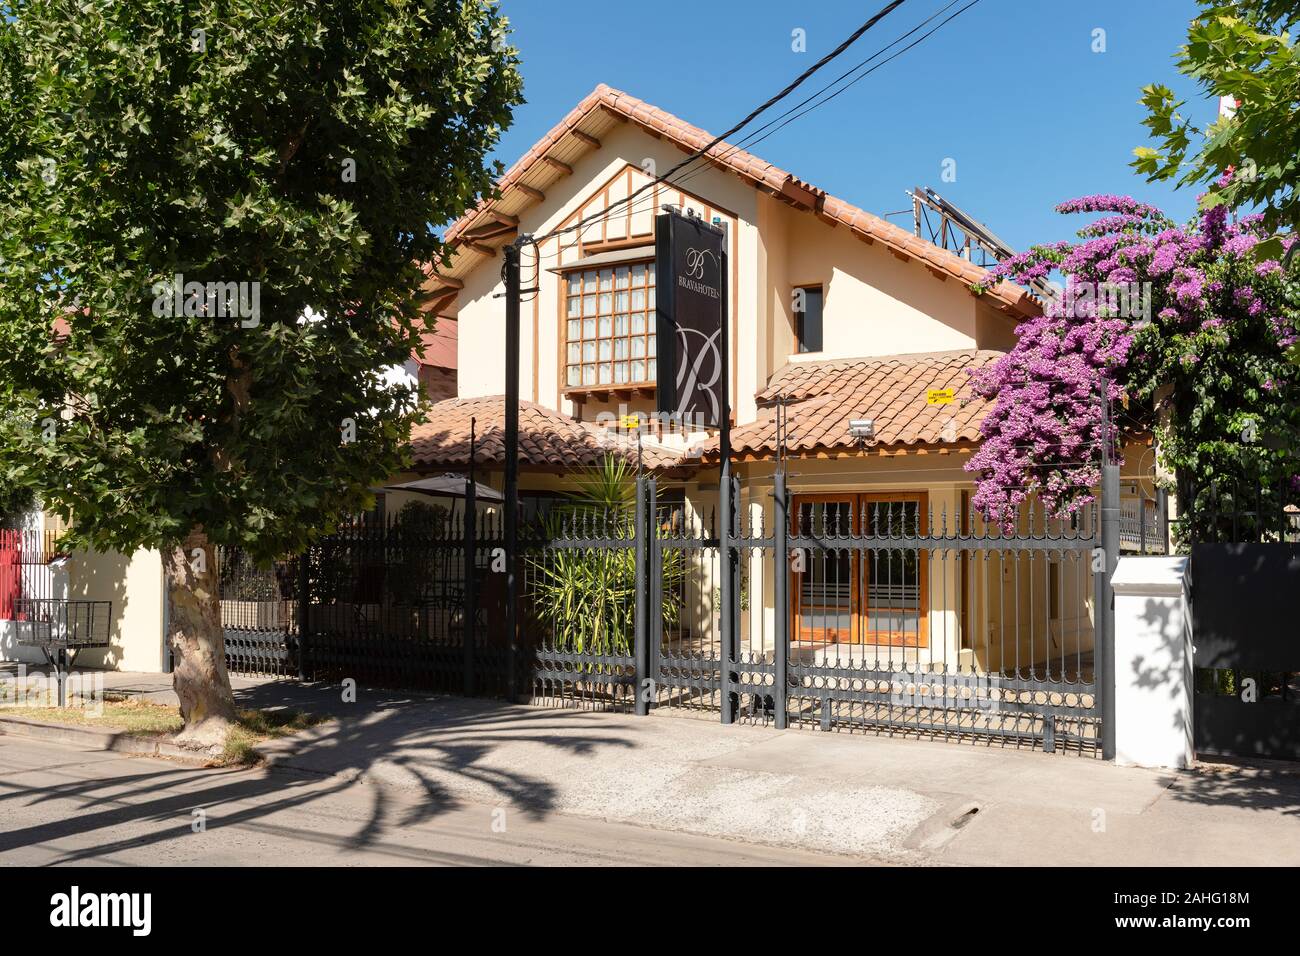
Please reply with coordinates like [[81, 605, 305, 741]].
[[0, 714, 210, 763]]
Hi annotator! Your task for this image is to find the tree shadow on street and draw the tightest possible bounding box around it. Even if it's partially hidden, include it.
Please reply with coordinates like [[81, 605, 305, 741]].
[[0, 689, 638, 863]]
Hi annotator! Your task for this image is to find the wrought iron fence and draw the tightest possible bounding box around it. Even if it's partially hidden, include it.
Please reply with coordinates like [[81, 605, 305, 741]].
[[778, 486, 1101, 751], [525, 508, 638, 712], [1160, 462, 1300, 551], [304, 512, 471, 691], [217, 471, 1118, 756], [1120, 494, 1167, 554], [216, 545, 300, 678]]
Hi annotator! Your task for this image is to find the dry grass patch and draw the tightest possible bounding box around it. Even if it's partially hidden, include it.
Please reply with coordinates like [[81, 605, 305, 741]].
[[2, 694, 331, 765]]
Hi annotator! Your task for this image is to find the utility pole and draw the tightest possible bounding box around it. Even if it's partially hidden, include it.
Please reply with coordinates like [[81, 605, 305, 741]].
[[503, 240, 523, 700], [718, 223, 737, 725], [773, 399, 789, 730], [1099, 396, 1119, 761]]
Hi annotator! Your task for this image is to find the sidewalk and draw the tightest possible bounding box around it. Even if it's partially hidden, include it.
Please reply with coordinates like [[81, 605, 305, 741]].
[[5, 665, 1298, 865], [0, 735, 859, 867]]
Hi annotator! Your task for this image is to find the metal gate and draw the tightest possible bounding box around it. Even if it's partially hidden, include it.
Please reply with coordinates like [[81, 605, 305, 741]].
[[216, 546, 299, 678], [218, 469, 1117, 756], [1183, 478, 1300, 761], [637, 474, 1109, 753], [1191, 542, 1300, 761]]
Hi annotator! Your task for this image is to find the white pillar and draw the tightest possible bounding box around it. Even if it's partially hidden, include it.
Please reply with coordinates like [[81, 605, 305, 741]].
[[1110, 555, 1193, 769]]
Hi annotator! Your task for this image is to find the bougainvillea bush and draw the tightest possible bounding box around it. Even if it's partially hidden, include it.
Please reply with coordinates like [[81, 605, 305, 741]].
[[967, 192, 1300, 539]]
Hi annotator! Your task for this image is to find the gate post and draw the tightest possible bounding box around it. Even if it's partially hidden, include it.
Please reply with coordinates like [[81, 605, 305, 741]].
[[1111, 555, 1192, 767], [634, 476, 650, 716], [463, 473, 477, 697], [773, 468, 789, 730], [720, 474, 740, 724], [296, 550, 310, 681], [647, 478, 662, 683], [1099, 461, 1120, 760]]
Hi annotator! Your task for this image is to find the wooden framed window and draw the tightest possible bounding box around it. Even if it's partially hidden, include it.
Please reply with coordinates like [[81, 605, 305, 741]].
[[794, 284, 823, 353], [564, 261, 657, 389], [789, 492, 929, 648]]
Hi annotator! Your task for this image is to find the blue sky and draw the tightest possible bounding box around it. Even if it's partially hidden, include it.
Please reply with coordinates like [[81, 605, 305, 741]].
[[490, 0, 1210, 252]]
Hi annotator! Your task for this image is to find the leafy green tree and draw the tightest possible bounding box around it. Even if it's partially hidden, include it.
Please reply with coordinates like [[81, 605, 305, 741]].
[[0, 482, 35, 528], [0, 0, 522, 747], [1134, 1, 1299, 239]]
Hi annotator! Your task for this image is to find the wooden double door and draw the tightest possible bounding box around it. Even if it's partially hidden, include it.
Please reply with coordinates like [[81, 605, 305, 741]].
[[790, 493, 928, 647]]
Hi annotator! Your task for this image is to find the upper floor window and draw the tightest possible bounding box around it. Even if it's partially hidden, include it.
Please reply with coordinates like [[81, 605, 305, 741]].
[[794, 284, 823, 353], [565, 261, 657, 388]]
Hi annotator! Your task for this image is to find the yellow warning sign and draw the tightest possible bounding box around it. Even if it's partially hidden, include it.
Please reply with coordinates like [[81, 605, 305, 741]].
[[926, 388, 955, 406], [620, 414, 641, 430]]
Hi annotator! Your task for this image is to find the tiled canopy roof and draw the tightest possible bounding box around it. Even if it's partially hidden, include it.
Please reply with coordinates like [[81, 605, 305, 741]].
[[439, 84, 1038, 319], [701, 350, 1001, 459], [414, 353, 1001, 470], [409, 396, 682, 471]]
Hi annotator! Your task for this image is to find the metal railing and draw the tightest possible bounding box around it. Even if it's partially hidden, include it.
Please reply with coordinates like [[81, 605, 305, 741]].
[[1, 529, 113, 705], [0, 529, 64, 617], [223, 469, 1120, 757], [13, 598, 111, 649], [1119, 495, 1167, 554]]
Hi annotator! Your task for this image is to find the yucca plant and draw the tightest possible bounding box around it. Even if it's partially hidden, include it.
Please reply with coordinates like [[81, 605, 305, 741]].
[[528, 455, 684, 656]]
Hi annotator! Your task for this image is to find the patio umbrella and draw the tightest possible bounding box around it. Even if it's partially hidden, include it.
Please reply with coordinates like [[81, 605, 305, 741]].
[[381, 474, 504, 502]]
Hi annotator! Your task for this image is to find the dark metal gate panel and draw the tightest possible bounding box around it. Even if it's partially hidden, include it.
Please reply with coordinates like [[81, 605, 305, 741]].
[[641, 477, 1106, 753], [1190, 542, 1300, 760], [779, 501, 1102, 752], [299, 515, 470, 692], [217, 546, 298, 678], [524, 515, 638, 712], [650, 489, 724, 714], [217, 471, 1116, 757]]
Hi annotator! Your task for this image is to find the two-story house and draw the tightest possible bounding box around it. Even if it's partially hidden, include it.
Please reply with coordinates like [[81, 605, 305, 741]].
[[5, 84, 1151, 691], [400, 84, 1115, 679]]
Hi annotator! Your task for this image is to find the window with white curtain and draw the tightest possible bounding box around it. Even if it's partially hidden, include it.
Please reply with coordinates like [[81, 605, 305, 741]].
[[563, 261, 656, 388]]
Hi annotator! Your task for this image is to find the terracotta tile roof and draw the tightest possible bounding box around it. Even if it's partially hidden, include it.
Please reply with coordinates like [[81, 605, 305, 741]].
[[410, 396, 683, 471], [443, 84, 1037, 319], [699, 350, 1001, 459], [415, 317, 457, 370]]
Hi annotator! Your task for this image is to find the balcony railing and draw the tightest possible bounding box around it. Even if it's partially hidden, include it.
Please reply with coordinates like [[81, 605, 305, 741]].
[[1119, 497, 1167, 554]]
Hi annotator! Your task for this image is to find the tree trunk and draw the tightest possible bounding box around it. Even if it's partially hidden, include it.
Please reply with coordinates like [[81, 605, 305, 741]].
[[165, 528, 237, 749]]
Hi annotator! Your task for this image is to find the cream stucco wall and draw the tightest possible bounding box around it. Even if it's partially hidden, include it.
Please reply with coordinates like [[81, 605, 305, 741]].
[[768, 199, 989, 365], [70, 548, 167, 673], [457, 123, 758, 419], [2, 509, 166, 673], [454, 122, 1018, 432]]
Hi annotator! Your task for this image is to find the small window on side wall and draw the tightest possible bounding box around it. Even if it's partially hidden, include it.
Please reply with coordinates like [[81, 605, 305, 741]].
[[793, 285, 823, 353]]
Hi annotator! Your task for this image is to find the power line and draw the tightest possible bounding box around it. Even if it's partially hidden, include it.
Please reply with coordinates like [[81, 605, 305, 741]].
[[526, 0, 912, 249], [671, 0, 983, 198], [668, 0, 973, 193], [523, 0, 980, 265]]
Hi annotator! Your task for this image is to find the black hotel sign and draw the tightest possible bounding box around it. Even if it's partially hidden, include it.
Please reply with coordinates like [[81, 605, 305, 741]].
[[655, 209, 727, 429]]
